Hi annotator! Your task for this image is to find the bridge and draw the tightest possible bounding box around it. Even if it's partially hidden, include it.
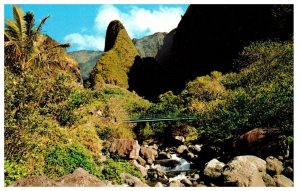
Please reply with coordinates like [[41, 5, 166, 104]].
[[124, 114, 197, 123]]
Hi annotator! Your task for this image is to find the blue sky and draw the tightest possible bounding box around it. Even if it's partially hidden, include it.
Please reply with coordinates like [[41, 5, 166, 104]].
[[4, 4, 189, 51]]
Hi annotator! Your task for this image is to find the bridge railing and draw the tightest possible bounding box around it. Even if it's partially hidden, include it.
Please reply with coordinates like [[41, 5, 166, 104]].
[[124, 113, 197, 123]]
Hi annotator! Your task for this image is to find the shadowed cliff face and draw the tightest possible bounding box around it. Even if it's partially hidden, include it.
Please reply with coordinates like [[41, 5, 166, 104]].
[[89, 20, 139, 89], [128, 5, 293, 101], [164, 4, 293, 94]]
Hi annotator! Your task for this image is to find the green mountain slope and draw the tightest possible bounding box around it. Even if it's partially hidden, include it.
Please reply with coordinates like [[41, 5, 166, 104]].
[[69, 50, 103, 80]]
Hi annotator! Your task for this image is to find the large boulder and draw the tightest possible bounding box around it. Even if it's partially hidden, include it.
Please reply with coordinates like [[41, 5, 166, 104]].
[[56, 168, 107, 186], [273, 175, 294, 187], [155, 182, 164, 187], [262, 174, 276, 187], [10, 176, 57, 187], [109, 139, 140, 159], [223, 155, 266, 186], [266, 156, 284, 175], [130, 160, 148, 177], [169, 180, 184, 187], [10, 168, 108, 187], [140, 146, 158, 164], [203, 159, 225, 179], [120, 173, 149, 187], [225, 128, 288, 158]]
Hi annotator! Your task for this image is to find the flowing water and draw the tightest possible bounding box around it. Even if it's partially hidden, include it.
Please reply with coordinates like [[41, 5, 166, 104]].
[[150, 154, 192, 182]]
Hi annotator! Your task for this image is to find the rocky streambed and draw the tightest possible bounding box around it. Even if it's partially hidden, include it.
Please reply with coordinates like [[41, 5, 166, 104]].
[[107, 136, 294, 187], [10, 128, 294, 187]]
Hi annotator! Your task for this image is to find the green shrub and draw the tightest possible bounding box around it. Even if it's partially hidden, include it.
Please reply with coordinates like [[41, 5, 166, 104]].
[[45, 144, 102, 179], [102, 158, 142, 184], [56, 106, 77, 126], [192, 40, 293, 139], [67, 89, 89, 109], [4, 160, 27, 186], [140, 122, 155, 139]]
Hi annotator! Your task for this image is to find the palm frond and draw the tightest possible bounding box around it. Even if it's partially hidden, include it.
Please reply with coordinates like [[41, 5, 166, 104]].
[[56, 43, 71, 48], [12, 4, 26, 41], [36, 15, 50, 33], [4, 41, 15, 47], [5, 20, 19, 40], [24, 12, 35, 36]]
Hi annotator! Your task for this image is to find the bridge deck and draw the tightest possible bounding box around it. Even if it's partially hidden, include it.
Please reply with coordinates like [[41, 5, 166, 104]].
[[124, 117, 196, 123]]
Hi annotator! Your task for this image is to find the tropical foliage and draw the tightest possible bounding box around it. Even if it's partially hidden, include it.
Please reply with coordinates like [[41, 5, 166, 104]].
[[4, 4, 293, 187], [4, 5, 70, 73], [140, 40, 293, 142], [4, 5, 149, 186]]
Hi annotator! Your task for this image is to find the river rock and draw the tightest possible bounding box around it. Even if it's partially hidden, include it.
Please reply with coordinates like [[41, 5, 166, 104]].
[[189, 144, 202, 153], [120, 173, 149, 187], [204, 158, 225, 179], [130, 160, 148, 177], [56, 168, 107, 186], [169, 180, 184, 187], [155, 159, 180, 168], [177, 145, 188, 154], [149, 144, 158, 150], [109, 139, 140, 159], [10, 176, 57, 187], [147, 168, 166, 180], [136, 156, 146, 166], [158, 151, 171, 159], [262, 174, 276, 187], [140, 146, 158, 165], [175, 136, 185, 143], [181, 178, 193, 186], [283, 166, 293, 180], [223, 155, 266, 186], [266, 156, 284, 175], [155, 182, 164, 187], [273, 175, 294, 187], [193, 173, 200, 180], [225, 128, 287, 158]]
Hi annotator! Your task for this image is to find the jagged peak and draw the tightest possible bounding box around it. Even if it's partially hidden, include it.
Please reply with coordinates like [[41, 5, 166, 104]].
[[104, 20, 126, 52]]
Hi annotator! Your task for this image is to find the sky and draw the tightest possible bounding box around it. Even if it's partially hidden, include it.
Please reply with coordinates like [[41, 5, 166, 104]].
[[4, 4, 189, 51]]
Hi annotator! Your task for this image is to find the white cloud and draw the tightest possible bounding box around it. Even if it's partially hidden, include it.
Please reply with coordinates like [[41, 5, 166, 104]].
[[64, 33, 105, 50], [65, 5, 184, 51]]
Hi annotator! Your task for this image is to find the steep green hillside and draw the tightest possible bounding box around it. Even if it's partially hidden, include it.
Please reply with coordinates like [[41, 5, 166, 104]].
[[69, 50, 103, 80], [89, 20, 139, 89], [4, 6, 150, 186]]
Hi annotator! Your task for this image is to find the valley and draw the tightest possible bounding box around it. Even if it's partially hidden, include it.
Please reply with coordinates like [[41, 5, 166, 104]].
[[4, 4, 294, 187]]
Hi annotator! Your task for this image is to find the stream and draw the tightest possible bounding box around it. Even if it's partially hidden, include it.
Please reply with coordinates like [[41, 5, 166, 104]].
[[147, 153, 195, 185]]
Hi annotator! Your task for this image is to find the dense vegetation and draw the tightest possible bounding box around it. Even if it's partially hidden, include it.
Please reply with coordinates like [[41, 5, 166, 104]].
[[138, 40, 293, 143], [4, 5, 149, 186], [4, 4, 293, 187], [132, 5, 293, 99]]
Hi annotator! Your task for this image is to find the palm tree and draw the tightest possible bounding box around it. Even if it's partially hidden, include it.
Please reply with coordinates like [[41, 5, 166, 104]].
[[4, 5, 70, 73]]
